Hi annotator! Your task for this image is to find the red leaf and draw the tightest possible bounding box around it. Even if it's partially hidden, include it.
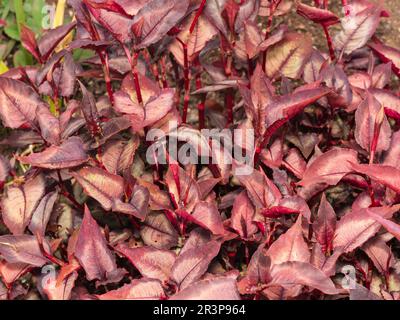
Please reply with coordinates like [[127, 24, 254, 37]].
[[354, 91, 391, 153], [20, 25, 41, 63], [234, 166, 281, 209], [333, 205, 400, 253], [184, 201, 225, 235], [269, 261, 339, 295], [71, 167, 124, 211], [299, 148, 358, 188], [367, 211, 400, 241], [132, 0, 189, 49], [313, 193, 336, 254], [170, 276, 240, 300], [350, 162, 400, 194], [369, 39, 400, 78], [28, 191, 58, 237], [1, 175, 45, 235], [116, 244, 176, 283], [0, 235, 49, 267], [266, 217, 310, 266], [334, 1, 382, 54], [38, 22, 77, 61], [19, 137, 88, 169], [171, 240, 221, 289], [296, 2, 339, 26], [97, 278, 165, 300], [74, 206, 121, 282], [266, 87, 331, 128], [41, 271, 78, 300], [0, 77, 42, 129], [140, 213, 179, 249], [231, 191, 257, 239]]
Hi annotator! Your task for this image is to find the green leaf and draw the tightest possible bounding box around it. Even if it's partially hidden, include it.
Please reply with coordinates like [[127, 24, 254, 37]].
[[14, 0, 25, 37], [13, 49, 33, 67]]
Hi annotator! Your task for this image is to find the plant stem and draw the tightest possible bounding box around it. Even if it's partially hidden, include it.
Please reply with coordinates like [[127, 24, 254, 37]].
[[123, 45, 143, 105], [262, 0, 281, 72], [189, 0, 207, 33], [195, 67, 206, 129], [322, 24, 335, 61], [14, 0, 25, 38], [342, 0, 350, 16], [177, 38, 190, 123]]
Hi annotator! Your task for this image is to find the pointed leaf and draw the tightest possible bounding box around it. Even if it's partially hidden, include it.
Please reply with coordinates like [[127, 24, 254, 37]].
[[19, 137, 88, 169], [74, 206, 119, 281], [0, 77, 42, 129], [116, 244, 176, 283], [71, 167, 124, 211], [1, 175, 46, 235], [170, 276, 240, 300]]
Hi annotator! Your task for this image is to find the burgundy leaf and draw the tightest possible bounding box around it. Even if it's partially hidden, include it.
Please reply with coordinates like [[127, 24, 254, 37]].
[[74, 205, 120, 281], [231, 191, 257, 239], [313, 193, 336, 254], [237, 243, 271, 294], [362, 237, 395, 273], [36, 105, 61, 145], [170, 276, 240, 300], [234, 166, 281, 209], [86, 5, 132, 43], [19, 137, 88, 169], [367, 211, 400, 241], [171, 240, 221, 289], [38, 22, 77, 61], [41, 271, 78, 300], [354, 91, 391, 153], [132, 0, 189, 49], [1, 175, 45, 235], [71, 167, 124, 211], [268, 261, 339, 295], [369, 39, 400, 78], [350, 162, 400, 194], [97, 278, 165, 300], [0, 235, 49, 267], [20, 25, 41, 62], [298, 148, 358, 188], [266, 217, 310, 266], [333, 205, 400, 253], [334, 1, 382, 55], [140, 213, 179, 249], [116, 244, 176, 283], [266, 87, 331, 129], [0, 77, 42, 129], [102, 137, 140, 175], [28, 191, 58, 237], [264, 32, 313, 79], [185, 201, 225, 235], [296, 2, 339, 26]]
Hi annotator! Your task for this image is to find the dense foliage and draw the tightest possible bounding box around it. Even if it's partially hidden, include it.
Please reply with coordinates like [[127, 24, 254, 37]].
[[0, 0, 400, 300]]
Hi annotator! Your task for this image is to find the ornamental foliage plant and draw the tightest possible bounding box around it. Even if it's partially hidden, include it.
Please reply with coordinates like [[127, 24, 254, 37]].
[[0, 0, 400, 300]]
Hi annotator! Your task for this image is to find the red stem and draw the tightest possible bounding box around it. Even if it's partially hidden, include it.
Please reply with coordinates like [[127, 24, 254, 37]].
[[262, 0, 282, 72], [322, 24, 336, 61], [342, 0, 350, 16], [178, 38, 190, 123], [189, 0, 207, 34], [99, 51, 114, 105], [195, 70, 206, 129], [123, 45, 143, 105]]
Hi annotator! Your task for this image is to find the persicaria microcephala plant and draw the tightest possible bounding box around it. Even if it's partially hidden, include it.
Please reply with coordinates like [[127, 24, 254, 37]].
[[0, 0, 400, 300]]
